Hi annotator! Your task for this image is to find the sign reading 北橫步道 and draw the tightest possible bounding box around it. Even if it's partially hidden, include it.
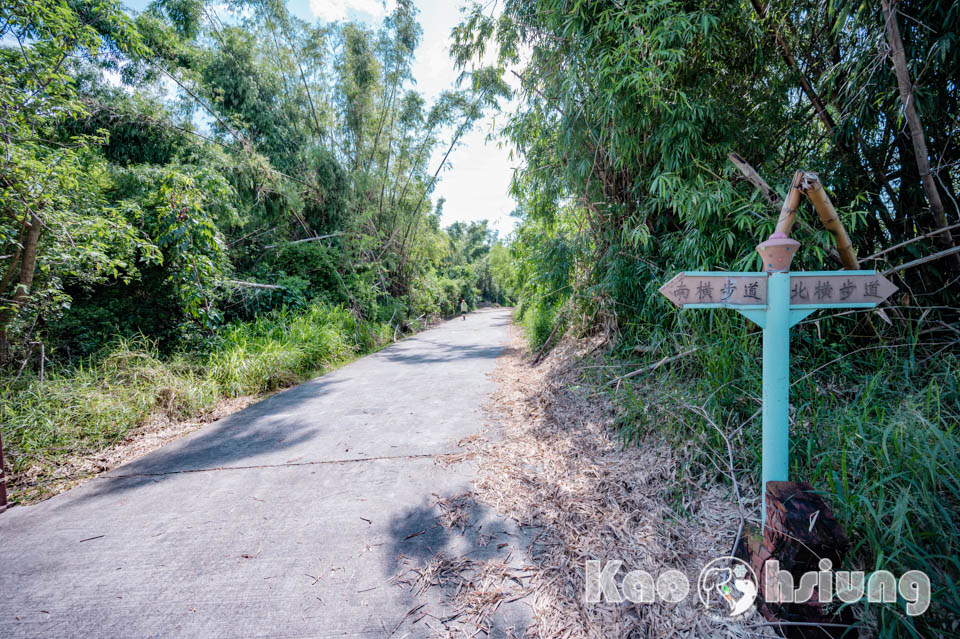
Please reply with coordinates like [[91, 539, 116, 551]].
[[783, 272, 898, 307]]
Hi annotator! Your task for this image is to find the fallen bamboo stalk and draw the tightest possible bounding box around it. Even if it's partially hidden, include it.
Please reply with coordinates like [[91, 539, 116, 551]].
[[863, 222, 960, 262], [752, 167, 859, 270], [882, 245, 960, 276], [224, 279, 285, 290], [604, 347, 699, 386], [727, 152, 781, 208], [532, 315, 565, 364], [264, 232, 344, 250]]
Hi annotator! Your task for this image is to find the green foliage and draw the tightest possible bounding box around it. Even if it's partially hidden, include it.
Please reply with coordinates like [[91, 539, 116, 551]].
[[208, 303, 361, 396], [523, 299, 561, 351], [485, 242, 516, 303], [456, 0, 959, 336], [456, 0, 960, 634], [1, 0, 509, 365], [1, 0, 152, 360], [113, 164, 234, 327]]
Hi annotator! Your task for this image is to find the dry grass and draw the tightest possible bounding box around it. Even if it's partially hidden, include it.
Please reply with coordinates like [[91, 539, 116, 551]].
[[389, 324, 774, 636], [459, 324, 776, 637], [393, 552, 532, 636]]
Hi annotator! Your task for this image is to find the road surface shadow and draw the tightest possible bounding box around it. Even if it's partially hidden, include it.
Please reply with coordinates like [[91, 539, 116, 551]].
[[64, 376, 344, 505], [382, 489, 534, 637], [381, 339, 505, 365]]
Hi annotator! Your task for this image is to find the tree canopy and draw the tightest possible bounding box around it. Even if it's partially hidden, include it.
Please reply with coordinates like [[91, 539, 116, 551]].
[[0, 0, 512, 364]]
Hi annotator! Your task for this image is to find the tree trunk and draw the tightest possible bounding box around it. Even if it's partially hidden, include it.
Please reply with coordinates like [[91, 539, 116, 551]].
[[749, 0, 898, 206], [880, 0, 959, 261], [0, 212, 41, 365], [738, 482, 854, 638]]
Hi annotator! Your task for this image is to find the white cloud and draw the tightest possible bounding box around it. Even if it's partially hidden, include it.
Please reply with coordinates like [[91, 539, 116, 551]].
[[309, 0, 393, 22], [433, 122, 519, 237], [208, 1, 253, 20], [410, 38, 456, 99]]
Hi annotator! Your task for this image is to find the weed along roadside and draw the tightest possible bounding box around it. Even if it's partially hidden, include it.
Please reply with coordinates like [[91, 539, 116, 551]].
[[0, 302, 441, 506]]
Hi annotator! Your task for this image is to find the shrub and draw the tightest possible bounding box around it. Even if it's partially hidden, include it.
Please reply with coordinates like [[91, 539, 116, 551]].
[[524, 300, 562, 351]]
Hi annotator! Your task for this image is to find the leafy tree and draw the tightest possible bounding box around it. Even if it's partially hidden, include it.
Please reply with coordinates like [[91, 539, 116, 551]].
[[1, 0, 511, 364], [0, 0, 156, 362]]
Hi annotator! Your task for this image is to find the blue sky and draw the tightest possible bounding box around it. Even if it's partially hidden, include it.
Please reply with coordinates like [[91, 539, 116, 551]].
[[121, 0, 518, 237]]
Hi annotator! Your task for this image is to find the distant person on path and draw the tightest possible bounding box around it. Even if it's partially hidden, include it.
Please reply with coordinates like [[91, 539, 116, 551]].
[[460, 298, 468, 320]]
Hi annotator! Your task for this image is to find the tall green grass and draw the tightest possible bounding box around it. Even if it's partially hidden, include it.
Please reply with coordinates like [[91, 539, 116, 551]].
[[207, 304, 385, 396], [0, 301, 393, 502], [602, 311, 960, 637]]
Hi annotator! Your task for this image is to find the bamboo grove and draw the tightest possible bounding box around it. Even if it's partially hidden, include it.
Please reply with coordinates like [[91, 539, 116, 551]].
[[452, 1, 960, 636]]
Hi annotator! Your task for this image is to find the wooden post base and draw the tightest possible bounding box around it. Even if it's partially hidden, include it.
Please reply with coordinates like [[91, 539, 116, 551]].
[[736, 481, 854, 638]]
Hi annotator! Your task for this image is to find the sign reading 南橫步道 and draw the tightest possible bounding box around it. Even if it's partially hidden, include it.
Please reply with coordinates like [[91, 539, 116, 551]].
[[659, 273, 768, 307]]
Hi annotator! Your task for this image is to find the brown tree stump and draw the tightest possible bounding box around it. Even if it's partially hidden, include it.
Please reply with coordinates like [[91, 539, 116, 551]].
[[736, 481, 855, 638]]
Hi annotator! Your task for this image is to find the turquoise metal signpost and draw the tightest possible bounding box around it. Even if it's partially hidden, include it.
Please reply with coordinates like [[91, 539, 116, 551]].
[[659, 233, 898, 527]]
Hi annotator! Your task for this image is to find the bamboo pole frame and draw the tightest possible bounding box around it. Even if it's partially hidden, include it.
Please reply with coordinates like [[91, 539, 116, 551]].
[[767, 169, 859, 270], [799, 172, 859, 270], [773, 171, 804, 237]]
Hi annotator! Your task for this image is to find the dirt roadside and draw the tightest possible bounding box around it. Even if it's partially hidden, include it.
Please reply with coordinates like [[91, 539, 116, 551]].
[[467, 323, 775, 637], [11, 394, 259, 504]]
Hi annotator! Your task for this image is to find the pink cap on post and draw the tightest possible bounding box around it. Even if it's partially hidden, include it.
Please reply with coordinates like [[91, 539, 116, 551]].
[[756, 232, 800, 272]]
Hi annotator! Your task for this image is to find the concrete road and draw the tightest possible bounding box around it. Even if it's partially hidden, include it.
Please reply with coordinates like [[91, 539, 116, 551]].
[[0, 308, 529, 638]]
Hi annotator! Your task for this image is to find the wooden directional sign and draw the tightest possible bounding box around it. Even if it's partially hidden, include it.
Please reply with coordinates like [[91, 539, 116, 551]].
[[658, 267, 897, 528], [659, 272, 768, 307], [785, 272, 898, 307], [659, 271, 897, 309]]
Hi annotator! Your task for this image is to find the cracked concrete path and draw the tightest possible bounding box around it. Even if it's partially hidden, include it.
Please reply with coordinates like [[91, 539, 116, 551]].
[[0, 307, 529, 638]]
